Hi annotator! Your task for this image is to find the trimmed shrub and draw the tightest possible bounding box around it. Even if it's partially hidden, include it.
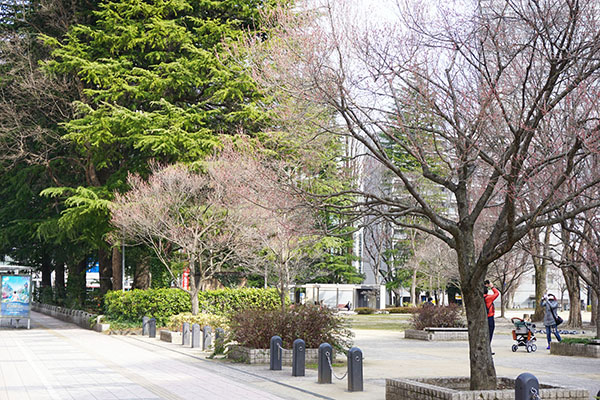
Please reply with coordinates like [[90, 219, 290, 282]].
[[229, 304, 353, 350], [104, 289, 189, 326], [167, 312, 229, 331], [411, 304, 464, 330], [198, 288, 283, 315], [385, 307, 418, 314], [103, 288, 284, 326], [355, 307, 375, 314]]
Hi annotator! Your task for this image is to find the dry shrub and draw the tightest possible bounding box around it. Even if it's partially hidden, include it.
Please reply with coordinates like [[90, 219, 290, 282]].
[[411, 304, 465, 330], [229, 304, 353, 350]]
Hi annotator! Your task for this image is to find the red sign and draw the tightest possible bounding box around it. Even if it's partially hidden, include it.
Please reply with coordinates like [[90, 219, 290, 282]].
[[182, 268, 190, 290]]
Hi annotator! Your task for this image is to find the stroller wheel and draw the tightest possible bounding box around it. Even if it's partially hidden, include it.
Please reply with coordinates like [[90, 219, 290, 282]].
[[512, 344, 518, 352], [531, 344, 537, 352], [526, 345, 532, 353]]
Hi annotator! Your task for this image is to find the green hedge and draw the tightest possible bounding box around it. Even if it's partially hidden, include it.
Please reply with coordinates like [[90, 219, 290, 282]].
[[198, 288, 284, 315], [355, 307, 375, 314], [103, 288, 284, 326], [104, 289, 189, 326]]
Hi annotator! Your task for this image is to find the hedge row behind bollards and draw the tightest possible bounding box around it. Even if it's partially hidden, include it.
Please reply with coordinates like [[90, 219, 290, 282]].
[[270, 335, 283, 370], [318, 342, 333, 384], [515, 372, 539, 400], [292, 339, 305, 377], [347, 347, 363, 392], [148, 317, 156, 338]]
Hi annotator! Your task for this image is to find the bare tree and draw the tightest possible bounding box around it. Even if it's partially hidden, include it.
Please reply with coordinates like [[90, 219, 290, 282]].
[[240, 0, 600, 389], [413, 235, 459, 306], [111, 163, 243, 315], [208, 139, 325, 310], [487, 246, 531, 318]]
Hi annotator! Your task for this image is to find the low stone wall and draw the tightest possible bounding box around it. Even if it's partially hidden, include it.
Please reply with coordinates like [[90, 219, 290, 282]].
[[32, 302, 96, 330], [386, 377, 589, 400], [228, 345, 323, 365], [404, 329, 468, 341], [160, 330, 183, 344], [551, 342, 600, 358]]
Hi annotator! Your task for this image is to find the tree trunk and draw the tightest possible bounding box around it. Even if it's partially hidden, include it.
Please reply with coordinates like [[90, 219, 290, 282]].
[[592, 289, 600, 339], [463, 284, 496, 390], [41, 254, 52, 288], [98, 247, 112, 295], [591, 289, 597, 326], [456, 230, 496, 390], [531, 227, 550, 321], [500, 291, 507, 318], [55, 262, 66, 302], [410, 268, 417, 306], [190, 290, 199, 315], [66, 258, 87, 308], [112, 246, 122, 291], [133, 255, 151, 289], [563, 267, 582, 327]]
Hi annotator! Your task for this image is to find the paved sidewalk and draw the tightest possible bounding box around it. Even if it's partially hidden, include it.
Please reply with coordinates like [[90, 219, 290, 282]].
[[1, 312, 599, 399], [0, 312, 285, 400]]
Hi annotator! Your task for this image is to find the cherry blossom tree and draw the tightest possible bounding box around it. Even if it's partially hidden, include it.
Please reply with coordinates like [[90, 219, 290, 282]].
[[241, 0, 600, 389], [111, 163, 243, 315]]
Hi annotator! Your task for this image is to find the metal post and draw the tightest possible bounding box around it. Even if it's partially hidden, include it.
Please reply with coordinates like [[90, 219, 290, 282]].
[[292, 339, 305, 377], [515, 372, 539, 400], [318, 343, 332, 384], [148, 317, 156, 338], [202, 326, 212, 351], [347, 347, 363, 392], [191, 323, 201, 348], [270, 335, 283, 370], [182, 322, 190, 346], [142, 316, 149, 336]]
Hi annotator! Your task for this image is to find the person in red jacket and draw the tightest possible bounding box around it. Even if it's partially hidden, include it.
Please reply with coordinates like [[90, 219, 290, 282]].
[[483, 280, 500, 344]]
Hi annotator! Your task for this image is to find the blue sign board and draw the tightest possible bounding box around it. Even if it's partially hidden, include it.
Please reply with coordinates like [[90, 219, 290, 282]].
[[1, 275, 31, 318]]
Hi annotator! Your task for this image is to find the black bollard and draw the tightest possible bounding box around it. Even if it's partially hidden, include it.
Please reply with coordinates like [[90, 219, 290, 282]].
[[148, 317, 156, 338], [142, 316, 149, 336], [318, 343, 333, 384], [270, 335, 283, 370], [515, 372, 539, 400], [191, 323, 201, 348], [202, 326, 212, 351], [347, 347, 363, 392], [292, 339, 305, 377], [182, 322, 190, 346]]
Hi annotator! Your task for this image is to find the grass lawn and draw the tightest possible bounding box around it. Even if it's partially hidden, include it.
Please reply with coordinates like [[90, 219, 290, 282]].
[[344, 313, 413, 331]]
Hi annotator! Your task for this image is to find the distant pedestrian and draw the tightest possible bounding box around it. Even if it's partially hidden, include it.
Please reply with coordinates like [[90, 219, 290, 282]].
[[541, 293, 562, 350], [483, 280, 499, 345]]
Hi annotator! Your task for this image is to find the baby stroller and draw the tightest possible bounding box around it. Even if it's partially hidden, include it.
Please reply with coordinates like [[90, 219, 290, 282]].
[[511, 317, 537, 353]]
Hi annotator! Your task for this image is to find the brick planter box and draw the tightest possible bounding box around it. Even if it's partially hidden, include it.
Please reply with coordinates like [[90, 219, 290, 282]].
[[404, 327, 468, 341], [386, 377, 589, 400], [551, 341, 600, 358], [228, 345, 326, 365]]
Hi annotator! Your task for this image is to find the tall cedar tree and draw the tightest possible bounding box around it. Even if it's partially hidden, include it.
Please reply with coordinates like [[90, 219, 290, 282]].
[[37, 0, 273, 294]]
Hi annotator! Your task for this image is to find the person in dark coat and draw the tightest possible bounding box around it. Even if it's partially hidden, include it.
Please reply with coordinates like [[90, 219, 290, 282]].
[[541, 293, 562, 350]]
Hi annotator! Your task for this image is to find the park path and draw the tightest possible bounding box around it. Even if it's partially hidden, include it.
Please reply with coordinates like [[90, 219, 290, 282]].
[[0, 312, 289, 400], [1, 311, 598, 399]]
